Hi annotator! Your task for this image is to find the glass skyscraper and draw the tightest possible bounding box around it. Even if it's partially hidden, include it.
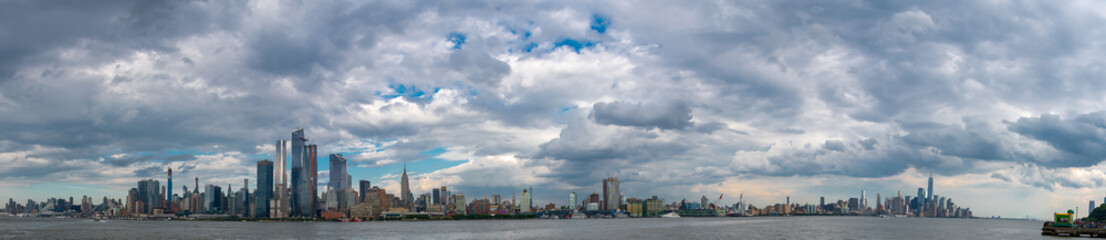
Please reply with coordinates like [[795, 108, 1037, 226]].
[[273, 140, 288, 218], [927, 174, 934, 201], [328, 154, 348, 191], [205, 184, 223, 214], [137, 179, 159, 214], [307, 144, 318, 215], [166, 168, 172, 211], [256, 160, 273, 218], [432, 188, 441, 205], [290, 128, 312, 217]]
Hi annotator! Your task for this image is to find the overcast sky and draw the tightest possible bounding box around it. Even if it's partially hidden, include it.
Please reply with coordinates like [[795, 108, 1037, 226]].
[[4, 0, 1106, 218]]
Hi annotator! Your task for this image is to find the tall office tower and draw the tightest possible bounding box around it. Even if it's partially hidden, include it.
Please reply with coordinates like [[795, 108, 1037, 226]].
[[227, 184, 235, 214], [194, 177, 199, 194], [307, 144, 318, 215], [440, 186, 448, 206], [257, 160, 273, 218], [273, 140, 287, 217], [401, 162, 411, 207], [820, 196, 825, 207], [786, 196, 790, 206], [238, 180, 250, 217], [290, 165, 302, 216], [290, 128, 310, 217], [205, 184, 223, 214], [137, 179, 160, 214], [359, 180, 371, 202], [520, 189, 531, 212], [877, 193, 883, 211], [167, 168, 173, 211], [858, 191, 867, 210], [432, 188, 441, 205], [927, 173, 934, 201], [569, 192, 577, 210], [602, 176, 620, 211], [916, 188, 926, 214], [329, 153, 349, 209], [329, 154, 348, 191], [896, 191, 904, 214]]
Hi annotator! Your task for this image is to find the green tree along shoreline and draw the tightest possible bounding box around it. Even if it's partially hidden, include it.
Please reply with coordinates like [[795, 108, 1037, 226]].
[[1087, 203, 1106, 222]]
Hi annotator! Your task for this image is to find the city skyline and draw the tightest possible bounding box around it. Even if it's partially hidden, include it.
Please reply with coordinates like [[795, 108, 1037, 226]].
[[1, 128, 978, 219], [4, 1, 1106, 219], [1, 139, 978, 219]]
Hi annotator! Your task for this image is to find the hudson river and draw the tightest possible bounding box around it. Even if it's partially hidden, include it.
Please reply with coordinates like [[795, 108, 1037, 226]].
[[0, 216, 1047, 239]]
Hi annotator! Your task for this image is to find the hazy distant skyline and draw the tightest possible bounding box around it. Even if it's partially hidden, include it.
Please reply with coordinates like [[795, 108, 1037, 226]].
[[3, 0, 1106, 218]]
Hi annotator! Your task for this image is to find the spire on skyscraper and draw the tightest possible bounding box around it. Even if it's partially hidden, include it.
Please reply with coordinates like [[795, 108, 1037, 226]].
[[401, 160, 411, 207]]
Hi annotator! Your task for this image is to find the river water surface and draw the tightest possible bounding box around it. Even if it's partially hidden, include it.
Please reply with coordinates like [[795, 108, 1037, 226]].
[[0, 216, 1049, 239]]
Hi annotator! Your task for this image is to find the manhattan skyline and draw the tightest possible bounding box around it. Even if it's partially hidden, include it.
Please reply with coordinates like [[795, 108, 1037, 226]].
[[3, 1, 1106, 219]]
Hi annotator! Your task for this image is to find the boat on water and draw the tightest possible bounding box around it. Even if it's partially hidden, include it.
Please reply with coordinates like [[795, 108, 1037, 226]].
[[661, 212, 681, 218]]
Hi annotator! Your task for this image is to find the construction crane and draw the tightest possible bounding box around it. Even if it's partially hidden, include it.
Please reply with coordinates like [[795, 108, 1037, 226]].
[[712, 194, 724, 208]]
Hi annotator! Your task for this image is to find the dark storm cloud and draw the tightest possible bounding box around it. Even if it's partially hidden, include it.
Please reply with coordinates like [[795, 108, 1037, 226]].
[[0, 0, 233, 81], [590, 101, 693, 130], [823, 140, 846, 152], [247, 30, 327, 77], [133, 165, 165, 178], [898, 117, 1009, 161], [1007, 112, 1106, 166], [858, 138, 878, 150]]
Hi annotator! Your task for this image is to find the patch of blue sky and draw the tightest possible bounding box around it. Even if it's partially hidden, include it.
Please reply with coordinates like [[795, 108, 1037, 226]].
[[347, 158, 466, 185], [554, 38, 599, 53], [419, 147, 448, 157], [434, 81, 481, 98], [315, 155, 330, 172], [591, 14, 610, 34], [521, 42, 539, 53], [165, 150, 194, 155], [507, 27, 533, 41], [447, 32, 466, 50], [559, 105, 578, 113], [377, 84, 432, 100]]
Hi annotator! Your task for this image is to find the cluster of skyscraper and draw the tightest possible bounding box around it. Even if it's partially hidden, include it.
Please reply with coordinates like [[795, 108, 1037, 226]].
[[0, 129, 980, 220], [76, 128, 556, 219], [4, 196, 110, 217], [742, 174, 973, 218]]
